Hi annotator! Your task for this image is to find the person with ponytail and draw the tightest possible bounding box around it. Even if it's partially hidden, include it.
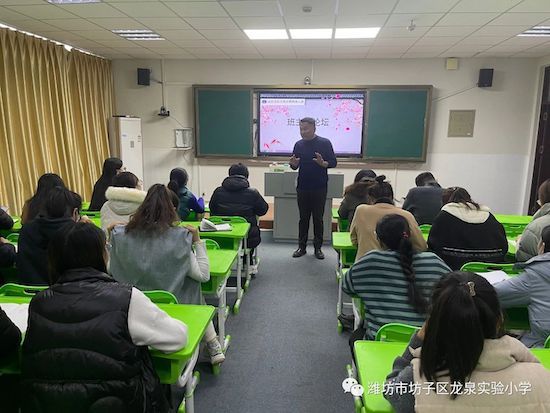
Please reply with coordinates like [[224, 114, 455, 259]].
[[338, 169, 377, 223], [428, 186, 507, 270], [343, 214, 449, 349], [385, 271, 550, 412], [350, 175, 426, 261], [167, 168, 204, 221]]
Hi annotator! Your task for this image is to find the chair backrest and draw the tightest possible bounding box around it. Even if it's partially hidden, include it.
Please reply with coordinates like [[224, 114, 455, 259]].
[[81, 210, 101, 218], [375, 323, 420, 342], [501, 223, 527, 238], [204, 239, 220, 249], [419, 224, 432, 235], [0, 283, 47, 297], [545, 336, 550, 349], [5, 233, 19, 244], [142, 290, 178, 304], [208, 215, 247, 224], [338, 218, 349, 232], [460, 262, 519, 275]]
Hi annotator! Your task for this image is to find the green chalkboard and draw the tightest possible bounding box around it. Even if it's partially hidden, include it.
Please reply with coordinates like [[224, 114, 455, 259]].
[[364, 89, 430, 162], [195, 88, 253, 157]]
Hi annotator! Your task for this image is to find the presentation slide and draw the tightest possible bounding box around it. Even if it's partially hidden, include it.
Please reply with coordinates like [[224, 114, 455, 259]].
[[258, 91, 365, 156]]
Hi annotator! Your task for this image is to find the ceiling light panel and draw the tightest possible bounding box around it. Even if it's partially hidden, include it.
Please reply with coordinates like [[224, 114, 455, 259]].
[[289, 28, 332, 39], [244, 29, 288, 39], [335, 27, 380, 39]]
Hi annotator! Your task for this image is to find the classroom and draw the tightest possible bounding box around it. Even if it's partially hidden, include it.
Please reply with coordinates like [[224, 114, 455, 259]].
[[1, 0, 550, 412]]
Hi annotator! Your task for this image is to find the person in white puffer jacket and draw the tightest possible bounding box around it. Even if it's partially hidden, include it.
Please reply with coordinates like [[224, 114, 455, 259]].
[[100, 171, 146, 232]]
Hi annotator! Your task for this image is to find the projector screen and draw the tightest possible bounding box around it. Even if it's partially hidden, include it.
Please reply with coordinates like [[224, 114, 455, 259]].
[[258, 90, 365, 157]]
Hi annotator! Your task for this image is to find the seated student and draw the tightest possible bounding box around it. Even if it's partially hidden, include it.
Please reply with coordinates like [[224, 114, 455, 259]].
[[385, 272, 550, 412], [350, 175, 426, 261], [0, 206, 16, 273], [338, 169, 376, 223], [0, 305, 22, 413], [517, 178, 550, 261], [167, 168, 204, 221], [343, 214, 450, 347], [109, 184, 225, 365], [495, 225, 550, 348], [402, 171, 443, 225], [209, 163, 269, 271], [428, 187, 508, 270], [17, 187, 83, 285], [100, 171, 146, 231], [21, 173, 66, 224], [21, 221, 187, 412], [89, 157, 123, 211]]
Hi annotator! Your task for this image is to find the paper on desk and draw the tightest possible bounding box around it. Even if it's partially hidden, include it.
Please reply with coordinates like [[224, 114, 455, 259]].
[[1, 303, 28, 333], [477, 271, 511, 285]]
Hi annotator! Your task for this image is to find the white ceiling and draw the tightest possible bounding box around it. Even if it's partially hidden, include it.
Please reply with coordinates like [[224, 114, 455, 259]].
[[1, 0, 550, 59]]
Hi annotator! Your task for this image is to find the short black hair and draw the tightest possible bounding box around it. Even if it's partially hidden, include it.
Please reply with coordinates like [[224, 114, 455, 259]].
[[48, 221, 107, 284], [45, 187, 82, 219], [112, 171, 139, 189], [300, 117, 316, 126], [229, 163, 249, 178], [354, 169, 376, 183], [415, 172, 436, 187]]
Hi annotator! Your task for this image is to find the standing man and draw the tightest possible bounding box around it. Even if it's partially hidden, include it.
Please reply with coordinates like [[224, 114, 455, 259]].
[[289, 117, 337, 259]]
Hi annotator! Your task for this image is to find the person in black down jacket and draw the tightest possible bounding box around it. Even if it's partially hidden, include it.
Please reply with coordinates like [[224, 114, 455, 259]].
[[17, 187, 83, 285], [0, 304, 22, 412], [209, 163, 268, 268]]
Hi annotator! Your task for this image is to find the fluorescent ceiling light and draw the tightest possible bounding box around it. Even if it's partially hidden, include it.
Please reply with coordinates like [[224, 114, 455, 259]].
[[518, 26, 550, 37], [112, 29, 153, 34], [289, 29, 332, 39], [126, 37, 165, 41], [335, 27, 380, 39], [47, 0, 101, 3], [244, 29, 288, 40]]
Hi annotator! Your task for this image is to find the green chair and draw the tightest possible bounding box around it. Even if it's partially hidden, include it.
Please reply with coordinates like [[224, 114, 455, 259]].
[[5, 233, 18, 244], [80, 210, 101, 218], [419, 224, 431, 236], [502, 223, 527, 238], [375, 323, 420, 342], [545, 336, 550, 349], [207, 216, 247, 224], [460, 262, 518, 274], [338, 218, 349, 232], [0, 283, 47, 297], [142, 290, 178, 304], [204, 239, 220, 250]]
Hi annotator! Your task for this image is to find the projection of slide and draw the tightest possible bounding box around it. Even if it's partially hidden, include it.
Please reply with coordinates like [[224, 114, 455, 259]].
[[258, 91, 365, 157]]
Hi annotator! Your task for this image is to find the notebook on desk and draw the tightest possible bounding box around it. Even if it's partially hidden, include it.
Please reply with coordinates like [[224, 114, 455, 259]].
[[477, 270, 511, 285], [199, 219, 231, 232]]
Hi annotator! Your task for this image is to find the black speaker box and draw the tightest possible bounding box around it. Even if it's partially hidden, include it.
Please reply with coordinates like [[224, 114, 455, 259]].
[[478, 68, 493, 88], [137, 68, 150, 86]]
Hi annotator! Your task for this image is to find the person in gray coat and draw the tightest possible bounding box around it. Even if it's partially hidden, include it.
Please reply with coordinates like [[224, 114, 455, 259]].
[[495, 225, 550, 347], [402, 171, 443, 225], [517, 179, 550, 261], [109, 184, 225, 365]]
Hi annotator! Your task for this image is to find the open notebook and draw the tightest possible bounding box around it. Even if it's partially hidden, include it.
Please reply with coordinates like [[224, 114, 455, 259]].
[[1, 303, 29, 334], [477, 270, 511, 285], [199, 218, 231, 232]]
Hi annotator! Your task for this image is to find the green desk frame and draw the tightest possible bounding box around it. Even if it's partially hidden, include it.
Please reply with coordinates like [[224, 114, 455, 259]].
[[181, 221, 250, 314]]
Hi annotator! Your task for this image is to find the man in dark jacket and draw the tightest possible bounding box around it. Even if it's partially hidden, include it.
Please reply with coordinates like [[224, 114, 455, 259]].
[[209, 164, 269, 272], [402, 172, 443, 225], [0, 208, 16, 273]]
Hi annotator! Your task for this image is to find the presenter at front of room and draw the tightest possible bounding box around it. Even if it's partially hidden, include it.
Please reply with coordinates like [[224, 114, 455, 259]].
[[289, 117, 337, 260]]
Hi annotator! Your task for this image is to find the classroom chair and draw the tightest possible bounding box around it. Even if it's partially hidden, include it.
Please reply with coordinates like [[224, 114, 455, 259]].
[[5, 233, 18, 244], [375, 323, 420, 342], [0, 283, 46, 297], [460, 262, 518, 274], [419, 224, 431, 236], [545, 336, 550, 349], [143, 290, 178, 304]]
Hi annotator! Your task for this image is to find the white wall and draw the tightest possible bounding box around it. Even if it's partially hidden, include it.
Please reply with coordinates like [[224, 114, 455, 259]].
[[112, 57, 540, 214]]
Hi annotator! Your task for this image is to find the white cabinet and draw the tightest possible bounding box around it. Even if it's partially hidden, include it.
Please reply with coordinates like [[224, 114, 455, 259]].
[[108, 117, 144, 181]]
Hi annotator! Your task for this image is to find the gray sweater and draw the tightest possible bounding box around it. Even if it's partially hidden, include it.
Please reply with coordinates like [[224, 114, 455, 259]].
[[495, 252, 550, 347], [109, 226, 209, 305]]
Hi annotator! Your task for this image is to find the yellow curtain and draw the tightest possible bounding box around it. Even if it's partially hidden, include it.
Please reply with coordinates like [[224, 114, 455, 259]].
[[0, 29, 114, 214]]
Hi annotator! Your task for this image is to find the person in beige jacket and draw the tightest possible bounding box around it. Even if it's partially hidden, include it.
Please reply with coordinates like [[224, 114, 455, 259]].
[[350, 175, 426, 261], [385, 271, 550, 413]]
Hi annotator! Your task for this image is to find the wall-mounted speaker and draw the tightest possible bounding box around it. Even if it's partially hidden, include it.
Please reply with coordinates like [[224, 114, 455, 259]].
[[137, 68, 150, 86], [478, 68, 493, 88]]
